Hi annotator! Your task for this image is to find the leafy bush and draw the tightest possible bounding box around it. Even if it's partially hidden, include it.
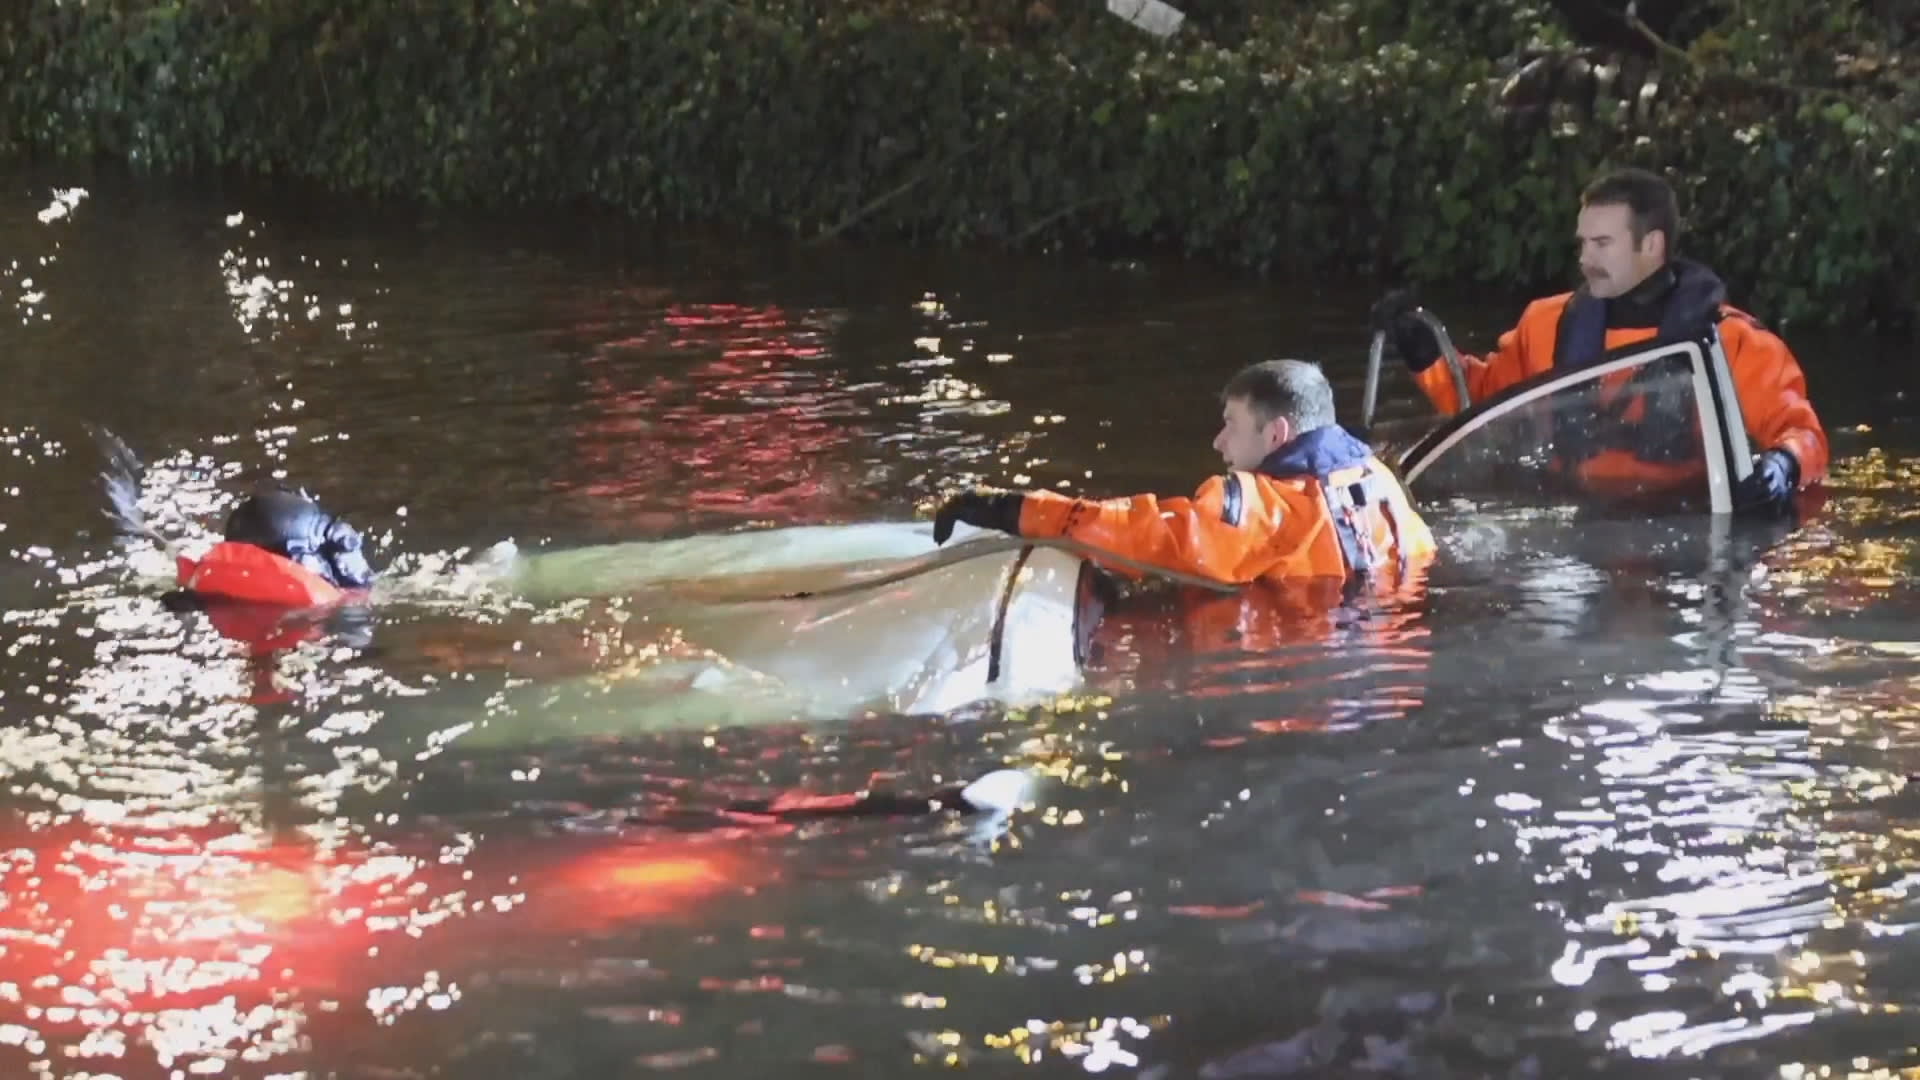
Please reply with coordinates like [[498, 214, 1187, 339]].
[[2, 0, 1912, 333]]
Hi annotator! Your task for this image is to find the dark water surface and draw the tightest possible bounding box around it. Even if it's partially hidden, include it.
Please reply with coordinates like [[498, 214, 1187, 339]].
[[2, 166, 1919, 1079]]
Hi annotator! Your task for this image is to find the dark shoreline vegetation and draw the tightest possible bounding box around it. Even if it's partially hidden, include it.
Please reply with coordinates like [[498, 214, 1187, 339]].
[[2, 0, 1915, 336]]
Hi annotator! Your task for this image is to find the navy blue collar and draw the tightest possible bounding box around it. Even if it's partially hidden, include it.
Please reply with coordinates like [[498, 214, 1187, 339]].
[[1256, 424, 1374, 479], [1559, 257, 1728, 371]]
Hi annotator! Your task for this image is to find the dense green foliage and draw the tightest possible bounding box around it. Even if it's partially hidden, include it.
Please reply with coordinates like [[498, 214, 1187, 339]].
[[2, 0, 1914, 332]]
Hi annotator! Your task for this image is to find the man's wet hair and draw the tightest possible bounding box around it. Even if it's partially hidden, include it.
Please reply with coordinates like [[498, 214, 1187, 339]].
[[1582, 166, 1681, 254], [1222, 358, 1336, 434]]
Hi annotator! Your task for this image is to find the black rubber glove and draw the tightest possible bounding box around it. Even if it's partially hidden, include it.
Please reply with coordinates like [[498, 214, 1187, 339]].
[[932, 491, 1025, 545], [1732, 448, 1800, 515], [224, 489, 377, 588], [1369, 288, 1443, 373]]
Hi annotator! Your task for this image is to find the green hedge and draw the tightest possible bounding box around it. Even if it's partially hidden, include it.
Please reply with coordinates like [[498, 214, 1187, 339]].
[[2, 0, 1914, 334]]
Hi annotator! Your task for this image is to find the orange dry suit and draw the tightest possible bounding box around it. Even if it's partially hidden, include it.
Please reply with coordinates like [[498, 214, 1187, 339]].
[[1016, 425, 1436, 588], [1409, 259, 1828, 496]]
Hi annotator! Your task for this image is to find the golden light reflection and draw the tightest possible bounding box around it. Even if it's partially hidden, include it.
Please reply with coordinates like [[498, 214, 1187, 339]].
[[904, 944, 1060, 977], [1826, 448, 1920, 493], [1763, 450, 1920, 617], [913, 1014, 1169, 1071], [1767, 529, 1916, 614]]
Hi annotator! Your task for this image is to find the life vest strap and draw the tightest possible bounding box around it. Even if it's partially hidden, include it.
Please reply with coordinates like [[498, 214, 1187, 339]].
[[1320, 462, 1406, 580]]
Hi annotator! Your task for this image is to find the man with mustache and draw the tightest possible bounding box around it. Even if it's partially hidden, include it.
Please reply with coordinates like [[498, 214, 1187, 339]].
[[1371, 167, 1827, 514]]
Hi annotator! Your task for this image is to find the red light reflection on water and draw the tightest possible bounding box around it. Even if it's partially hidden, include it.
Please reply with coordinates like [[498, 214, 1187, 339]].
[[0, 820, 772, 1074], [557, 300, 881, 528], [529, 836, 770, 927], [0, 830, 353, 986], [0, 828, 366, 1073]]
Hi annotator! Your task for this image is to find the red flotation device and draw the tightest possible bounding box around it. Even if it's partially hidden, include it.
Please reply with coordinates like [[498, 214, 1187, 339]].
[[176, 542, 344, 609], [175, 543, 353, 696], [177, 542, 348, 656]]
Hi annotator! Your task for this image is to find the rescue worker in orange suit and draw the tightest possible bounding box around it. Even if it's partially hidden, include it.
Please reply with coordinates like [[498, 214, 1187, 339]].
[[932, 359, 1436, 723], [930, 358, 1437, 590], [1370, 166, 1828, 514]]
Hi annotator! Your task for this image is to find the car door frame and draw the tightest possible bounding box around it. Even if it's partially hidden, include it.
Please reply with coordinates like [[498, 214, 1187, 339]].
[[1395, 329, 1755, 515]]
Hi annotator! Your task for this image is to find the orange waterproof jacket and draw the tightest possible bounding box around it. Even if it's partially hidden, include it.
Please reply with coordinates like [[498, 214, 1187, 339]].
[[1015, 426, 1436, 587], [1412, 259, 1828, 488]]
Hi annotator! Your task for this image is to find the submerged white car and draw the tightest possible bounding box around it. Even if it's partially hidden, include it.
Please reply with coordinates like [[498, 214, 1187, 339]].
[[369, 520, 1135, 744], [386, 326, 1768, 743]]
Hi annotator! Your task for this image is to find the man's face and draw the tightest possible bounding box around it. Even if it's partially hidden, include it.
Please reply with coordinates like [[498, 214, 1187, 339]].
[[1214, 396, 1287, 471], [1577, 201, 1666, 299]]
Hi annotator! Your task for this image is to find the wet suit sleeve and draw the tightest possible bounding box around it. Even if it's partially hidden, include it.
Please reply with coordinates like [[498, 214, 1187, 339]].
[[1722, 318, 1830, 485], [1015, 475, 1280, 584], [1409, 301, 1555, 416]]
